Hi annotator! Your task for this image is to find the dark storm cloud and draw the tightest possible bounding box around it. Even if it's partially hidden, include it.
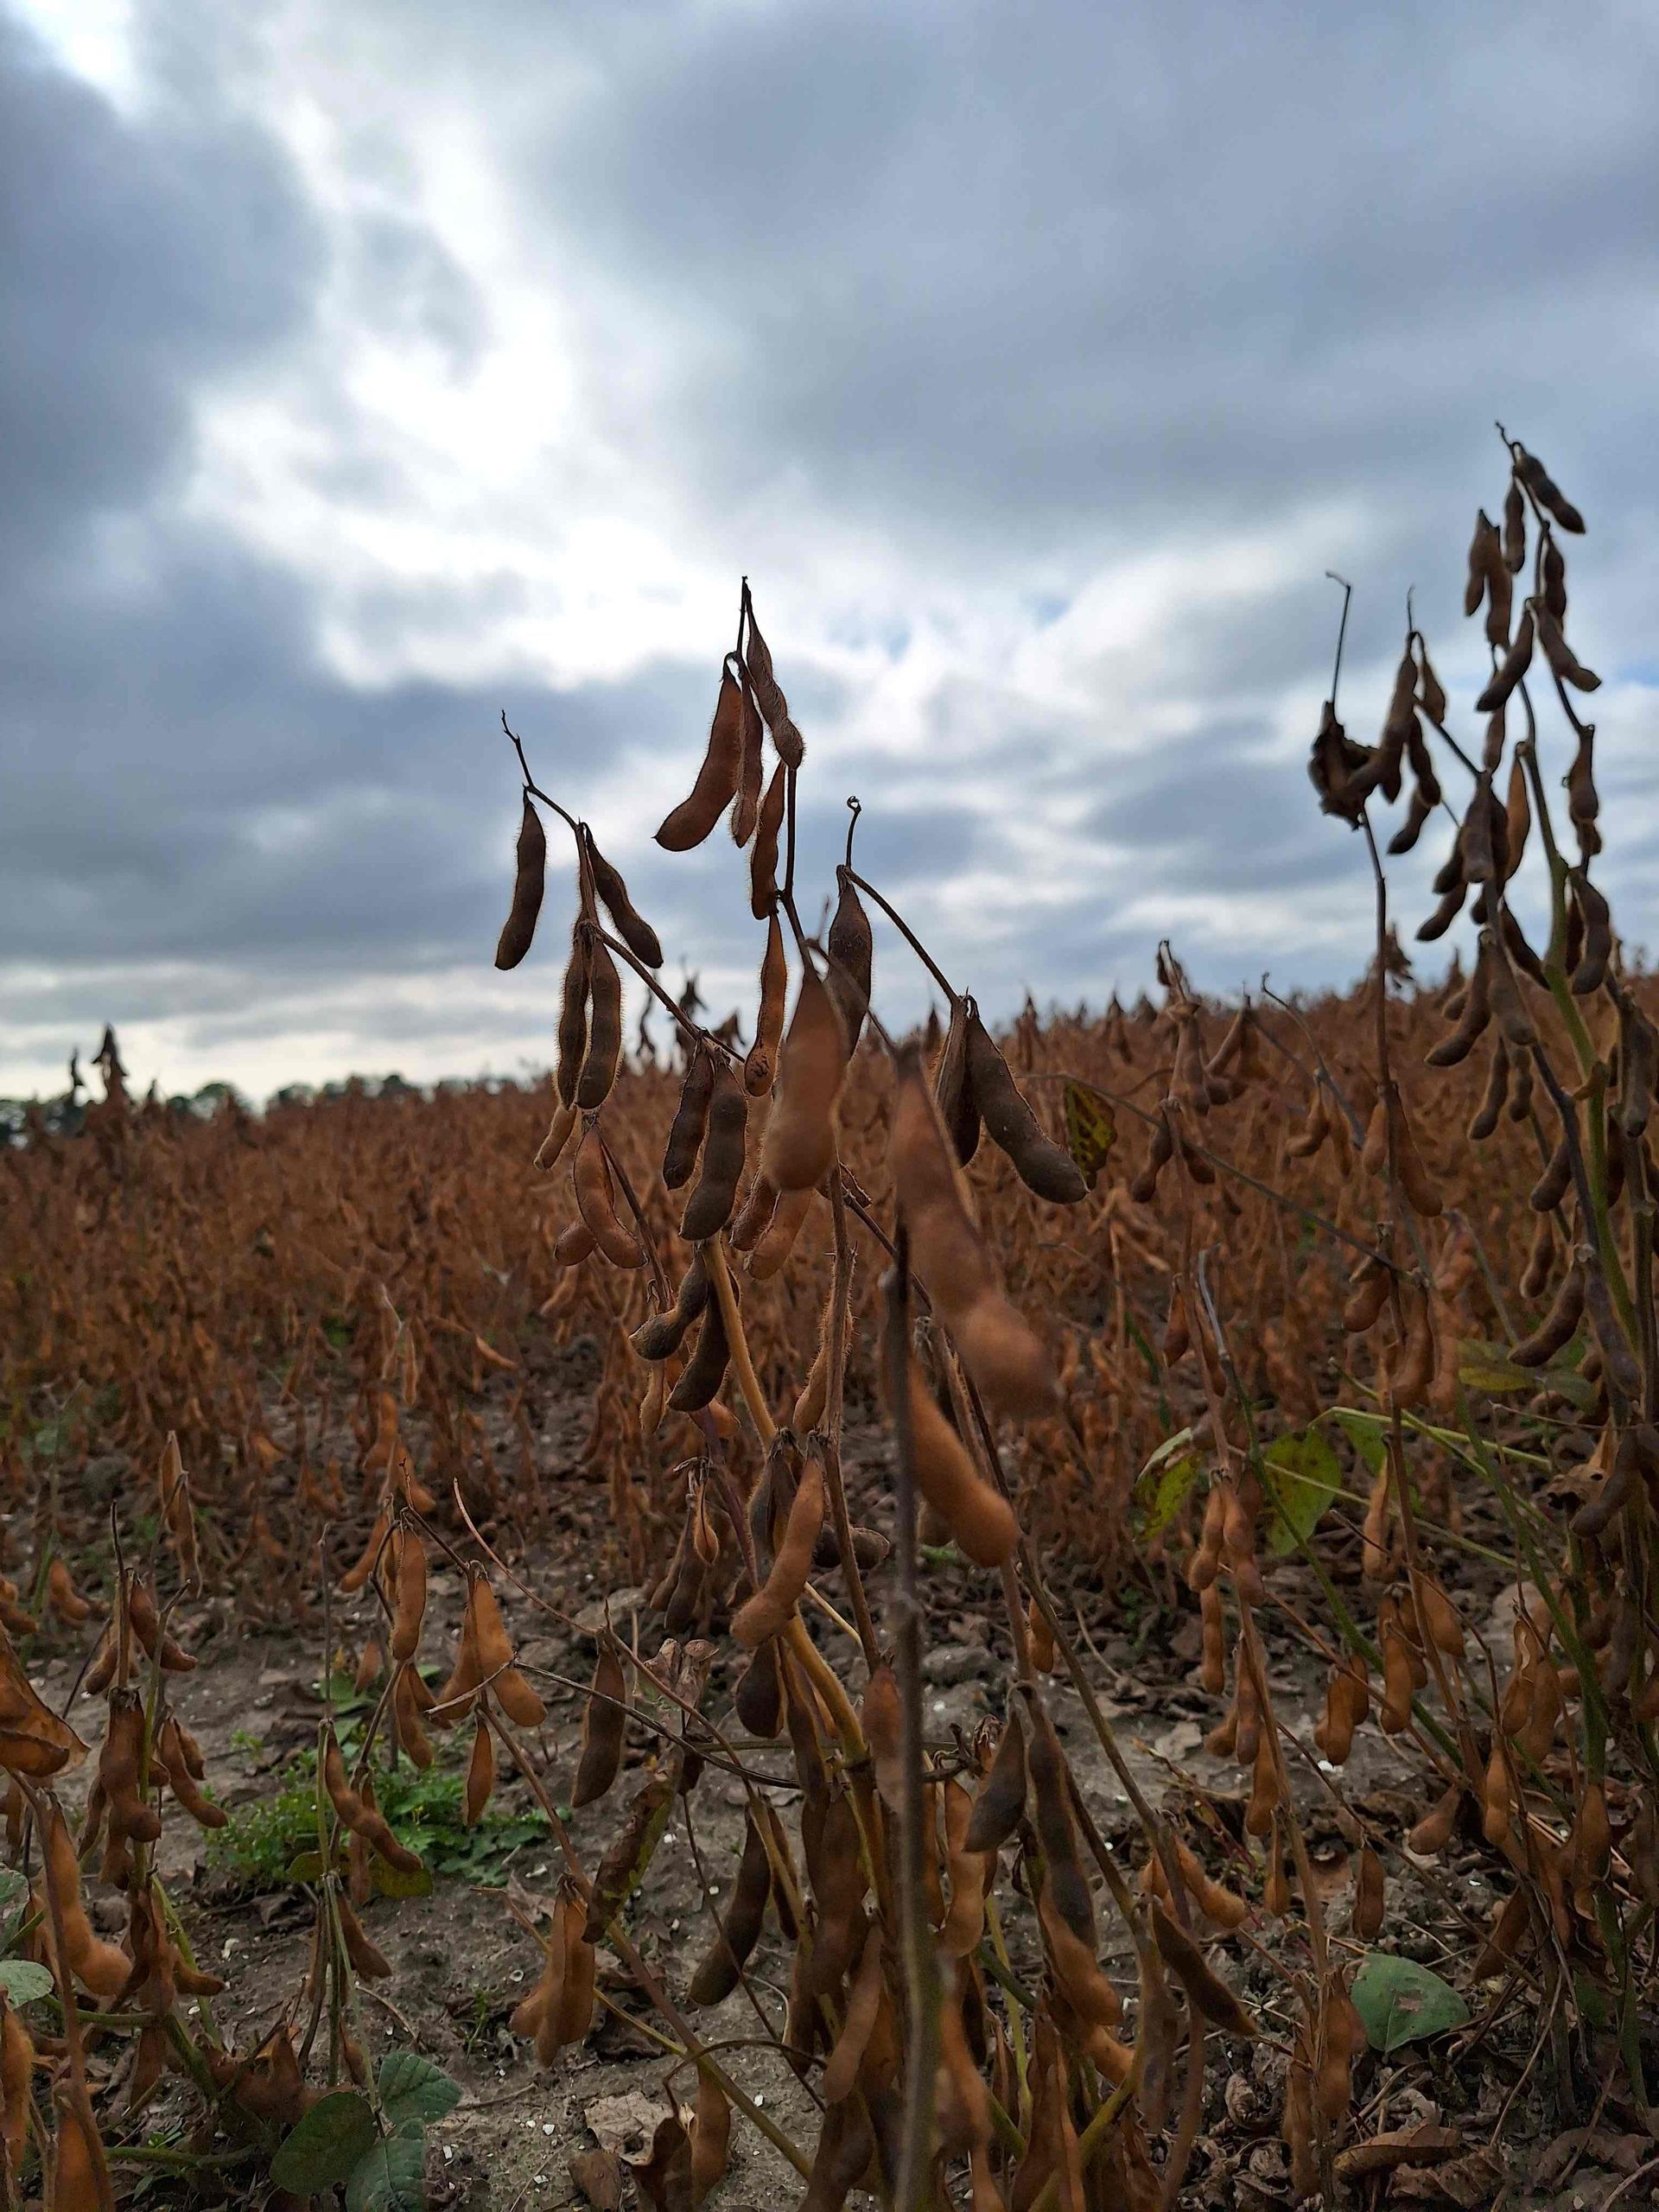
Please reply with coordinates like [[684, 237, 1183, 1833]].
[[2, 0, 1656, 1097], [516, 0, 1658, 549]]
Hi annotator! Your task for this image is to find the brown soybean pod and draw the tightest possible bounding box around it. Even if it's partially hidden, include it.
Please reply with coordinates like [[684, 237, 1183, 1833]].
[[687, 1810, 772, 2004], [690, 2070, 733, 2207], [749, 763, 786, 918], [681, 1061, 749, 1241], [745, 912, 788, 1096], [338, 1894, 393, 1979], [571, 1640, 628, 1808], [906, 1367, 1020, 1567], [826, 871, 874, 1055], [728, 1168, 779, 1253], [1511, 1260, 1584, 1367], [575, 939, 623, 1109], [733, 1637, 784, 1738], [935, 999, 982, 1166], [1150, 1900, 1255, 2037], [732, 1453, 823, 1647], [731, 678, 766, 846], [1463, 509, 1494, 618], [1475, 604, 1535, 712], [1024, 1695, 1094, 1947], [389, 1527, 426, 1664], [464, 1714, 495, 1826], [963, 1706, 1027, 1853], [759, 967, 846, 1193], [746, 1185, 814, 1282], [494, 796, 547, 970], [668, 1294, 729, 1414], [632, 1255, 709, 1360], [1569, 868, 1612, 995], [662, 1051, 715, 1189], [555, 928, 592, 1108], [584, 832, 664, 967], [658, 666, 745, 850], [552, 1218, 597, 1268], [573, 1134, 644, 1268], [966, 1013, 1087, 1203], [1529, 1133, 1573, 1213], [534, 1098, 577, 1173]]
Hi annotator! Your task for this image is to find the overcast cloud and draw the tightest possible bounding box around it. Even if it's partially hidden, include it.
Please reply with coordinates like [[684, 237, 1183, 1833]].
[[3, 0, 1656, 1099]]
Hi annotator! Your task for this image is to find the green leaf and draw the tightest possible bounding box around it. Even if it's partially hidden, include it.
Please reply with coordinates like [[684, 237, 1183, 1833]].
[[1062, 1081, 1116, 1183], [270, 2091, 378, 2195], [1325, 1407, 1386, 1473], [346, 2126, 427, 2212], [283, 1850, 330, 1884], [0, 1868, 28, 1912], [378, 2050, 461, 2131], [1351, 1952, 1470, 2052], [1457, 1339, 1535, 1395], [0, 1961, 54, 2005], [1136, 1455, 1199, 1543], [371, 1856, 434, 1900], [1262, 1429, 1342, 1555]]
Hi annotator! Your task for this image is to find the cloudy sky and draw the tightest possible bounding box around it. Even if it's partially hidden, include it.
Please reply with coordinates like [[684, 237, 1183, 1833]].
[[3, 0, 1656, 1101]]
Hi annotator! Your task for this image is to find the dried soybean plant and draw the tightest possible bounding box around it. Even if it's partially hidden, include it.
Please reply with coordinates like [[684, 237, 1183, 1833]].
[[477, 575, 1274, 2211], [0, 434, 1652, 2202]]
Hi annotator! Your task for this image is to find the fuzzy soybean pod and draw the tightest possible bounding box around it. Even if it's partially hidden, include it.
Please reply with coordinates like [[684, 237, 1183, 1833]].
[[467, 1577, 547, 1728], [1475, 605, 1535, 713], [632, 1255, 709, 1361], [759, 966, 847, 1193], [732, 1452, 824, 1647], [573, 1134, 644, 1269], [494, 797, 547, 970], [1511, 1260, 1584, 1368], [749, 763, 786, 918], [728, 1169, 779, 1254], [964, 1704, 1027, 1853], [98, 1693, 159, 1846], [967, 1013, 1086, 1203], [680, 1062, 748, 1242], [906, 1364, 1020, 1568], [464, 1713, 495, 1827], [826, 871, 873, 1056], [733, 1637, 784, 1738], [575, 939, 623, 1110], [129, 1580, 194, 1672], [571, 1639, 628, 1809], [584, 831, 663, 967], [554, 926, 593, 1109], [322, 1729, 423, 1875], [0, 1994, 33, 2177], [731, 678, 766, 845], [658, 666, 745, 850], [389, 1525, 427, 1665], [668, 1293, 729, 1414], [745, 912, 789, 1096], [889, 1043, 1056, 1419], [39, 1805, 128, 2000], [688, 1809, 772, 2005], [156, 1716, 227, 1828], [663, 1051, 715, 1189], [1569, 869, 1612, 996], [747, 1185, 814, 1281]]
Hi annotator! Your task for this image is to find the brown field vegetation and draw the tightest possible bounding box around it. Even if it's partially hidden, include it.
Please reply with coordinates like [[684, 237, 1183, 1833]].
[[0, 432, 1649, 2209]]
